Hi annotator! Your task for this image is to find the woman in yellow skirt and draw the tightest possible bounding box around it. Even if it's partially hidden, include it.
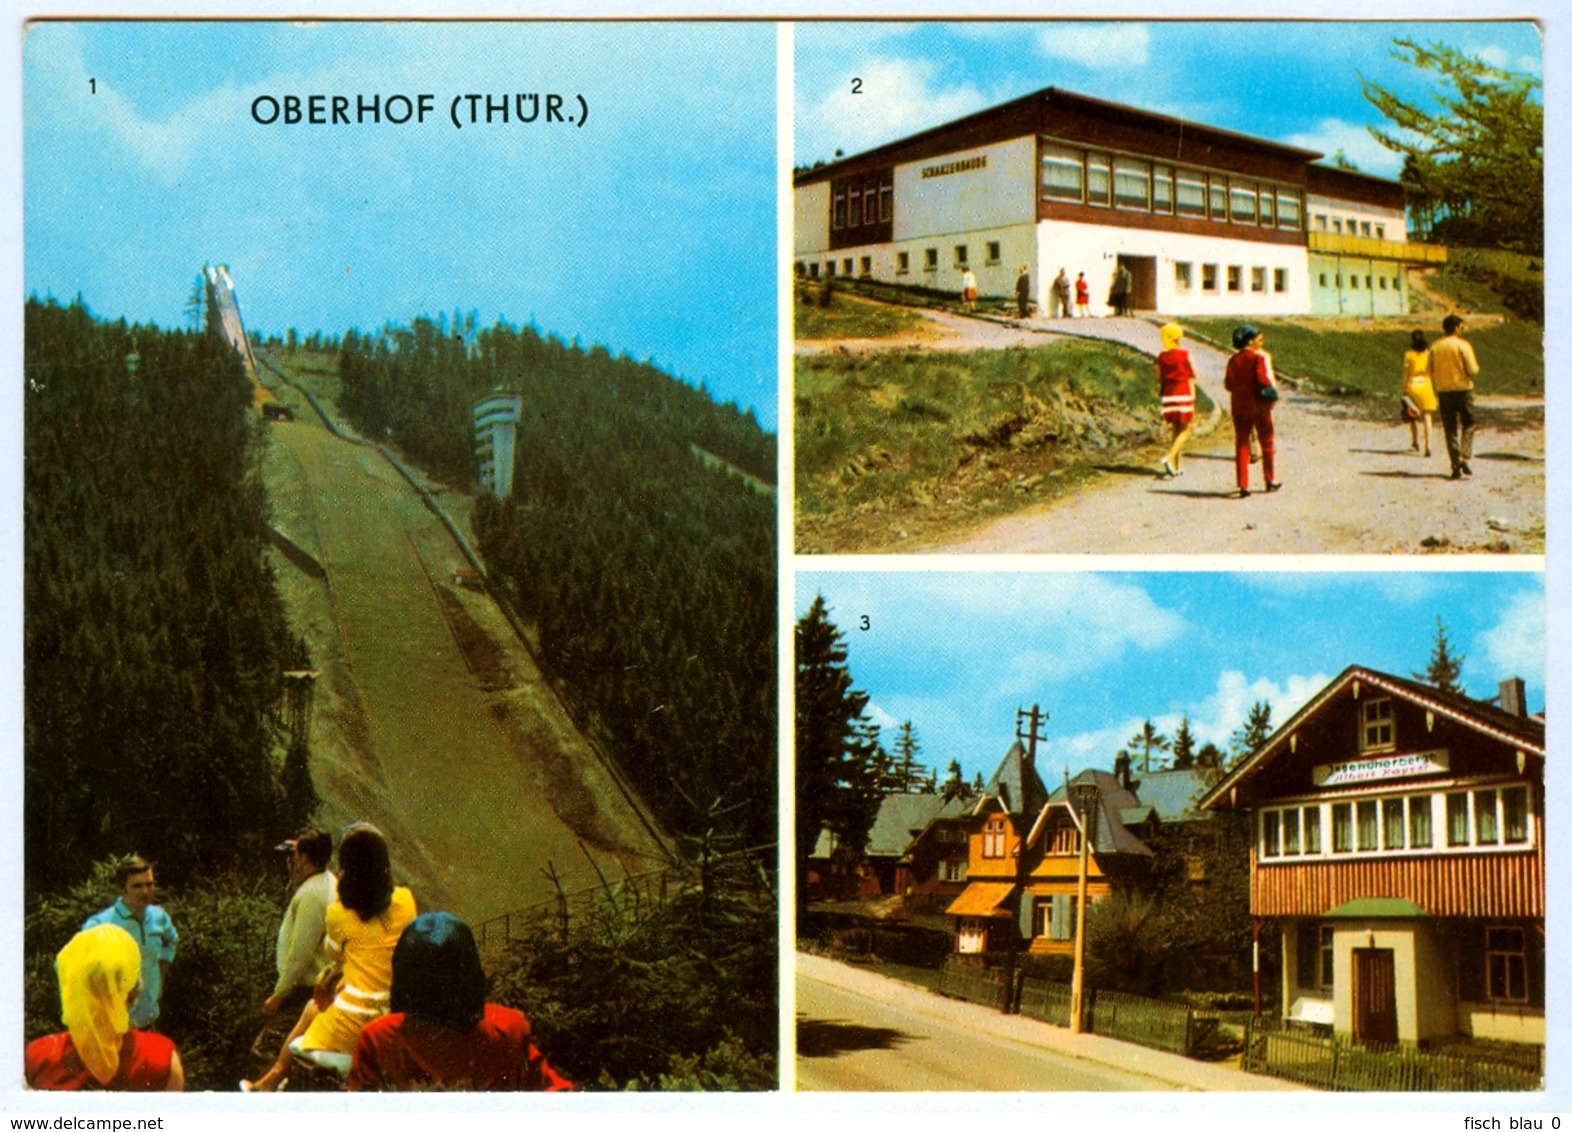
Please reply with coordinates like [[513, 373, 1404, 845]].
[[1403, 329, 1438, 457]]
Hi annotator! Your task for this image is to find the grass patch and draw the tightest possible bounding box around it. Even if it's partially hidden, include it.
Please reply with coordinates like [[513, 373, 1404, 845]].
[[794, 338, 1198, 552], [1184, 318, 1543, 398], [794, 289, 926, 340]]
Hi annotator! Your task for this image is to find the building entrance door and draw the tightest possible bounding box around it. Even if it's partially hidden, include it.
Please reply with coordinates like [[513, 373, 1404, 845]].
[[1119, 255, 1157, 312], [1353, 947, 1398, 1045]]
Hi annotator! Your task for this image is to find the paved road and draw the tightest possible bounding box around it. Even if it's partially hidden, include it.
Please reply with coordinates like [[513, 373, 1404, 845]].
[[795, 953, 1304, 1093]]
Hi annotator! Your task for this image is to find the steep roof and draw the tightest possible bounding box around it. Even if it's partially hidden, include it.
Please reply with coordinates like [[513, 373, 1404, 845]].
[[1130, 767, 1215, 824], [863, 793, 948, 859], [972, 740, 1050, 818], [1034, 769, 1153, 857], [1200, 665, 1545, 812]]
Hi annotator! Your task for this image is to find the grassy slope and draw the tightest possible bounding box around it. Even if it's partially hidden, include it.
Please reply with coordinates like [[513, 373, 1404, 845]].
[[794, 340, 1207, 552]]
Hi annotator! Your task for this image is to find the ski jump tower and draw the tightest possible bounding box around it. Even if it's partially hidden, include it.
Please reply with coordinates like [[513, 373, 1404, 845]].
[[472, 391, 523, 500], [203, 264, 259, 380]]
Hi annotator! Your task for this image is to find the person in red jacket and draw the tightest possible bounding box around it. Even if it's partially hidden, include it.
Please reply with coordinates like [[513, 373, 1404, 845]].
[[349, 912, 573, 1091], [26, 925, 185, 1091], [1223, 324, 1281, 497], [1155, 322, 1196, 478]]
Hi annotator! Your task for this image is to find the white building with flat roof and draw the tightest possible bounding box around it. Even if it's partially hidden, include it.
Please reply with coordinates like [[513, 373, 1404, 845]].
[[794, 87, 1445, 319]]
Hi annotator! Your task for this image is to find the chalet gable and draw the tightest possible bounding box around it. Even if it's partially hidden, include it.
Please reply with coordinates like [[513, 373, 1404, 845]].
[[1202, 666, 1544, 812]]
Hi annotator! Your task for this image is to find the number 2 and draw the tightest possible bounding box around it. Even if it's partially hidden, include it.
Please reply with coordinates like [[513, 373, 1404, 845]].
[[851, 78, 862, 94]]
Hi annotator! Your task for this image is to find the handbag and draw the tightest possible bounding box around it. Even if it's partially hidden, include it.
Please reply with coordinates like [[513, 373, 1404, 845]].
[[1257, 382, 1279, 404], [1400, 395, 1420, 422]]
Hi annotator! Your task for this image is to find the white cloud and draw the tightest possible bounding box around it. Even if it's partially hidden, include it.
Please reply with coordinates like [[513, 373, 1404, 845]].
[[1479, 589, 1544, 684], [1035, 24, 1150, 71], [1285, 117, 1402, 179], [799, 56, 986, 161], [1240, 573, 1442, 606]]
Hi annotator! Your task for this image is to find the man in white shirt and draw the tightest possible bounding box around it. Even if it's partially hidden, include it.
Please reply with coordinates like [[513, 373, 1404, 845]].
[[252, 827, 337, 1057]]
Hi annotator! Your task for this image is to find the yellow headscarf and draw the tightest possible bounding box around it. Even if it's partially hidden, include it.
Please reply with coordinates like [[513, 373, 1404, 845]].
[[1160, 323, 1184, 351], [57, 924, 141, 1085]]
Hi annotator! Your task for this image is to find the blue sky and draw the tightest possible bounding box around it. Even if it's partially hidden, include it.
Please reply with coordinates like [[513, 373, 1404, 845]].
[[23, 21, 778, 428], [796, 570, 1544, 785], [795, 21, 1544, 180]]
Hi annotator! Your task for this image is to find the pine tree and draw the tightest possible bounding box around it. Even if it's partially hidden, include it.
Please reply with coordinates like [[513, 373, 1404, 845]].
[[1414, 615, 1466, 695], [940, 758, 974, 804], [795, 596, 883, 915], [1228, 702, 1275, 767], [1128, 719, 1171, 773], [1170, 715, 1197, 770], [891, 720, 926, 792]]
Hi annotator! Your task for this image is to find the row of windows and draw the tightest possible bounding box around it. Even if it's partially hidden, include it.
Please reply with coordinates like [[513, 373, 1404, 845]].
[[831, 177, 894, 231], [1318, 270, 1405, 292], [1261, 786, 1533, 860], [1313, 214, 1388, 240], [1041, 142, 1304, 231], [1175, 262, 1290, 295]]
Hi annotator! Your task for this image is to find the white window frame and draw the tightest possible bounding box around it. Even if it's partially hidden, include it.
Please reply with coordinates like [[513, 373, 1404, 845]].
[[1260, 785, 1536, 863], [1361, 697, 1395, 751]]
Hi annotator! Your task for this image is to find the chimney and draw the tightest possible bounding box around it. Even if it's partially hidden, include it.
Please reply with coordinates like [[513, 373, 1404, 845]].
[[1498, 677, 1526, 717], [1113, 749, 1132, 791]]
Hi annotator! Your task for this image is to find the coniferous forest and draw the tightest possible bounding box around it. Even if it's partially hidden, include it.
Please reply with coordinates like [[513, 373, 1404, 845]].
[[337, 316, 777, 849], [24, 296, 297, 894]]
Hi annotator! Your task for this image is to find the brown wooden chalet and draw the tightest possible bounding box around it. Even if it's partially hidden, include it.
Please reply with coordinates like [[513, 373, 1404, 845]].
[[1200, 666, 1545, 1048], [945, 743, 1222, 958]]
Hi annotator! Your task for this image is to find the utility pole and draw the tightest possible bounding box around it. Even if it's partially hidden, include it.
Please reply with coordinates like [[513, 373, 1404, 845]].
[[1069, 775, 1099, 1033], [998, 705, 1047, 1014]]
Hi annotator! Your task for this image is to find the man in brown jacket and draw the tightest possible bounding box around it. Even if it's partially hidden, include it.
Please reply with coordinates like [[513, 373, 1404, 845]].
[[1430, 314, 1481, 480]]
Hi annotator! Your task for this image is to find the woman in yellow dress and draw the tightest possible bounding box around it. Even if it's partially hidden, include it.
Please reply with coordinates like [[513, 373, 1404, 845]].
[[244, 823, 417, 1091], [1403, 329, 1438, 457]]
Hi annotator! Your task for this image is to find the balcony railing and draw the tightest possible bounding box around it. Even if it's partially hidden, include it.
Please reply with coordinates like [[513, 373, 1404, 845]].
[[1307, 231, 1448, 264]]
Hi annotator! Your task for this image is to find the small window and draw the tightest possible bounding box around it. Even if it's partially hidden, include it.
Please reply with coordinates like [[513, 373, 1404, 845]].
[[1231, 183, 1257, 223], [1475, 789, 1500, 844], [1251, 266, 1266, 293], [1303, 807, 1322, 854], [1277, 191, 1302, 229], [941, 858, 967, 882], [1350, 275, 1360, 290], [1379, 277, 1388, 290], [1320, 925, 1335, 988], [1486, 927, 1528, 1001], [879, 183, 893, 222], [1202, 264, 1218, 292], [842, 259, 853, 277], [1361, 221, 1372, 237], [1086, 154, 1112, 206], [1356, 801, 1379, 851], [1383, 798, 1405, 850], [954, 245, 968, 267], [1227, 265, 1242, 293], [1274, 268, 1289, 293], [896, 251, 910, 275], [863, 189, 877, 226], [1362, 698, 1394, 750], [1041, 145, 1084, 202], [1283, 809, 1301, 855], [1209, 177, 1229, 222], [1409, 796, 1433, 848], [1447, 793, 1471, 847], [1114, 158, 1151, 210], [1263, 811, 1282, 858], [1174, 261, 1193, 291], [1153, 167, 1174, 214], [982, 819, 1006, 858], [808, 263, 820, 279], [1175, 171, 1206, 218], [1503, 786, 1529, 843], [859, 256, 871, 276], [1332, 218, 1343, 235], [1375, 224, 1386, 239], [825, 261, 836, 277], [985, 241, 1001, 264], [924, 248, 938, 271], [1318, 272, 1329, 288], [832, 190, 846, 230], [1332, 803, 1353, 853], [1260, 193, 1276, 227], [1366, 275, 1373, 289]]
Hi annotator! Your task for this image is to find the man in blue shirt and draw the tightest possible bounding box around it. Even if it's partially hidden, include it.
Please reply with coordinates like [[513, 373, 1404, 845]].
[[83, 855, 178, 1029]]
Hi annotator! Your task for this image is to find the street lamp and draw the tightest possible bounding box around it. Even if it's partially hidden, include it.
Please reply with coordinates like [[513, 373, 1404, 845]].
[[1069, 778, 1100, 1033]]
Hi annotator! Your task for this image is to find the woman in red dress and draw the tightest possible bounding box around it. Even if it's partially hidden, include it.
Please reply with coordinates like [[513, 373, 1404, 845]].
[[1155, 322, 1196, 479], [26, 924, 184, 1091]]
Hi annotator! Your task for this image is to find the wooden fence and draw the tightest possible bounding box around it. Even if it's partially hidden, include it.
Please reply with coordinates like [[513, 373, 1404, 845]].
[[1242, 1017, 1543, 1091], [936, 961, 1201, 1056]]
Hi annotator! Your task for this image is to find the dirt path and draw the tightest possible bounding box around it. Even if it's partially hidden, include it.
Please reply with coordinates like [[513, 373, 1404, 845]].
[[259, 383, 670, 923], [799, 309, 1545, 556]]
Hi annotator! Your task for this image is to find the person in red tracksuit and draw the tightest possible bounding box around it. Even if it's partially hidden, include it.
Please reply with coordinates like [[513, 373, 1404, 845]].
[[1223, 324, 1281, 497]]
